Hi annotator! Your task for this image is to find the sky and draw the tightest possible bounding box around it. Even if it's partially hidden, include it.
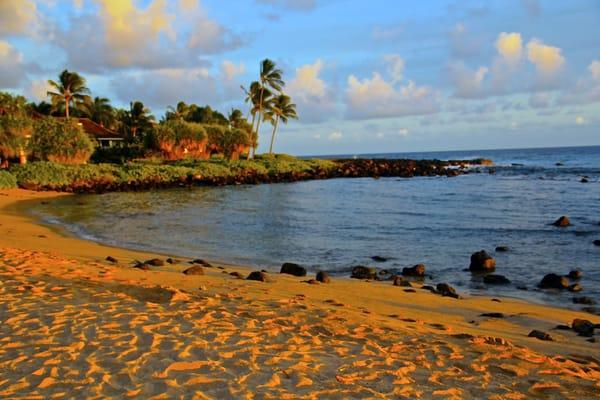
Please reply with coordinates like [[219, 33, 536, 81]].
[[0, 0, 599, 155]]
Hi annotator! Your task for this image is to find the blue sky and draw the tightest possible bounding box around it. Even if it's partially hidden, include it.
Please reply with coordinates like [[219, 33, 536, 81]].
[[1, 0, 599, 155]]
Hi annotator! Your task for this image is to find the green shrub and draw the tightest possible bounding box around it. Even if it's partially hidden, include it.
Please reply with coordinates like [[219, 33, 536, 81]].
[[29, 118, 95, 164], [0, 115, 33, 161], [0, 170, 17, 189]]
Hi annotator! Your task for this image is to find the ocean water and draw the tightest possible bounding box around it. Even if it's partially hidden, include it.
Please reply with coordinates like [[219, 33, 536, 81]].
[[31, 146, 600, 308]]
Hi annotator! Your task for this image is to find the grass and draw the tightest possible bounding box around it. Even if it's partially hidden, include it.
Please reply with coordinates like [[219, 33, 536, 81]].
[[0, 170, 17, 189], [8, 155, 338, 191]]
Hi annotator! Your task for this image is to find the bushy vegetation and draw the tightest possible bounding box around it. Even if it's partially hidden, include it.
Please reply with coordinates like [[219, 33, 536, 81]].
[[0, 170, 17, 189], [28, 118, 95, 164], [154, 120, 207, 160]]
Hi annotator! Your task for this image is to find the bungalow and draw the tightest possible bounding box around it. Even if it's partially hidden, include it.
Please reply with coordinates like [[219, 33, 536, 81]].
[[73, 118, 124, 148]]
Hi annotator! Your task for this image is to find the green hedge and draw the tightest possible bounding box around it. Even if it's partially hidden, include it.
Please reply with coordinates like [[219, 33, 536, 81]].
[[29, 118, 95, 164], [0, 170, 17, 189]]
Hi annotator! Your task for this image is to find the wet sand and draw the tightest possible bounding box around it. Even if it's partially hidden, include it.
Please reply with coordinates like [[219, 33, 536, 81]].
[[0, 189, 599, 399]]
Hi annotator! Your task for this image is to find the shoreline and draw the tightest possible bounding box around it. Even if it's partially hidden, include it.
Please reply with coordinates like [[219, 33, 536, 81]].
[[1, 189, 599, 397]]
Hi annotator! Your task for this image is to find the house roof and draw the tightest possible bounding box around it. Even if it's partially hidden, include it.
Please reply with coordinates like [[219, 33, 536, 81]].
[[75, 118, 123, 140]]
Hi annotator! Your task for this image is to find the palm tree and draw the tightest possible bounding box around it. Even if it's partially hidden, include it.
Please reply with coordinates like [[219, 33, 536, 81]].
[[85, 97, 113, 127], [47, 70, 91, 118], [264, 94, 298, 155], [166, 101, 189, 121], [241, 81, 266, 159], [126, 101, 155, 139], [251, 59, 285, 158]]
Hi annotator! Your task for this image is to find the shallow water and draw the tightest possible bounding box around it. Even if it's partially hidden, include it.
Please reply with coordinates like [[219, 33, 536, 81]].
[[32, 146, 600, 308]]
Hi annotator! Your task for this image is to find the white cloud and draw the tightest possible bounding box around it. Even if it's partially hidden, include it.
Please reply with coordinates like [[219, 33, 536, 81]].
[[448, 61, 489, 98], [27, 79, 53, 101], [328, 131, 342, 141], [575, 116, 586, 125], [398, 128, 409, 137], [589, 60, 600, 81], [384, 55, 405, 83], [527, 38, 565, 75], [0, 0, 37, 36], [496, 32, 523, 65], [0, 41, 27, 88], [220, 61, 245, 81], [346, 70, 439, 120], [287, 59, 337, 123]]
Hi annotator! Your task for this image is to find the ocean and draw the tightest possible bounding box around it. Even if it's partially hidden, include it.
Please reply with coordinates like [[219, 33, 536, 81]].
[[31, 145, 600, 309]]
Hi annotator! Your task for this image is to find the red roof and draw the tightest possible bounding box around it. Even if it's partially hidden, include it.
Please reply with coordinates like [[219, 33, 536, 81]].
[[75, 118, 122, 139]]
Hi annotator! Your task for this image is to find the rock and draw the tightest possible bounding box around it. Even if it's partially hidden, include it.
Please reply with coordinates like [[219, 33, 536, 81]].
[[573, 296, 596, 305], [436, 283, 459, 299], [554, 324, 571, 330], [166, 258, 179, 264], [393, 276, 412, 287], [229, 271, 244, 279], [495, 246, 509, 252], [483, 274, 511, 285], [404, 289, 416, 293], [594, 240, 600, 246], [316, 271, 331, 283], [469, 250, 496, 272], [182, 266, 204, 276], [247, 271, 271, 282], [133, 263, 150, 271], [568, 283, 583, 292], [552, 216, 570, 227], [539, 273, 569, 289], [572, 319, 595, 337], [371, 256, 388, 262], [402, 264, 426, 277], [351, 266, 378, 280], [528, 330, 553, 341], [280, 262, 307, 277], [581, 178, 589, 183], [191, 259, 213, 268], [306, 279, 319, 285], [145, 258, 164, 267], [568, 269, 583, 280], [422, 285, 436, 292], [555, 162, 564, 166], [480, 312, 504, 318], [105, 256, 118, 263]]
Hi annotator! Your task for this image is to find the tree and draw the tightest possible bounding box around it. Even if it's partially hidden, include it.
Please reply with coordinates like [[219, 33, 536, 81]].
[[264, 94, 298, 155], [47, 70, 91, 118], [241, 81, 265, 159], [85, 97, 114, 127], [0, 93, 33, 166], [165, 101, 190, 121], [248, 59, 285, 159], [125, 101, 155, 140], [28, 118, 94, 164]]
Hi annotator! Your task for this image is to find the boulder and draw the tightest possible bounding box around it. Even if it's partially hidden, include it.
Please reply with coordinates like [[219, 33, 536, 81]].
[[553, 216, 570, 227], [573, 296, 596, 305], [145, 258, 164, 267], [528, 330, 553, 341], [316, 271, 331, 283], [469, 251, 496, 272], [581, 178, 589, 183], [483, 274, 511, 285], [568, 269, 583, 280], [436, 283, 459, 299], [105, 256, 118, 263], [133, 262, 150, 271], [191, 259, 213, 268], [568, 283, 583, 292], [572, 319, 595, 337], [402, 264, 426, 277], [247, 271, 271, 282], [371, 256, 388, 262], [166, 258, 179, 264], [495, 246, 509, 252], [306, 279, 319, 285], [539, 273, 569, 289], [351, 266, 378, 280], [480, 312, 505, 318], [229, 271, 244, 279], [280, 262, 307, 277], [393, 276, 412, 287], [182, 266, 204, 276], [594, 240, 600, 246]]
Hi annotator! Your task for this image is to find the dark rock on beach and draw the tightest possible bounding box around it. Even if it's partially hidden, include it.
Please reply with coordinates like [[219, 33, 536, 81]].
[[182, 266, 204, 276], [552, 216, 570, 227], [133, 262, 150, 271], [105, 256, 118, 264], [145, 258, 164, 267], [371, 256, 388, 262], [528, 330, 553, 341], [480, 312, 504, 318], [166, 258, 179, 264], [568, 269, 583, 280], [436, 283, 459, 299], [229, 271, 244, 279], [393, 276, 412, 287], [594, 240, 600, 246], [316, 271, 331, 283], [191, 259, 213, 268], [469, 250, 496, 272], [573, 296, 596, 305], [539, 273, 569, 289], [572, 319, 595, 337], [351, 266, 378, 280], [421, 285, 436, 292], [280, 262, 307, 277], [247, 271, 271, 282], [402, 264, 426, 277], [483, 274, 511, 285], [568, 283, 583, 292], [495, 246, 509, 252]]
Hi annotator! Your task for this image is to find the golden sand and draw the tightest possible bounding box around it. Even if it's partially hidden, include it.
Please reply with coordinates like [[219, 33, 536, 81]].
[[0, 189, 598, 398]]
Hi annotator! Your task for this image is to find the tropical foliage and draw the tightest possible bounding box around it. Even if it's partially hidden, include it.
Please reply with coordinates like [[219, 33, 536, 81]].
[[265, 94, 298, 154], [28, 118, 95, 164], [0, 170, 17, 189], [154, 120, 207, 160], [47, 70, 91, 118]]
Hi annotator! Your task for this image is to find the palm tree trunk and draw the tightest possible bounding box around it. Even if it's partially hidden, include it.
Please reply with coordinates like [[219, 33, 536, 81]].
[[18, 146, 27, 165], [65, 99, 70, 119], [268, 116, 279, 155], [247, 112, 257, 160], [253, 87, 266, 159]]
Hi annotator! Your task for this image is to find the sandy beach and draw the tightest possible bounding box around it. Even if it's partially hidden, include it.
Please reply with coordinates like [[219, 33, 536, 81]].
[[1, 189, 599, 399]]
